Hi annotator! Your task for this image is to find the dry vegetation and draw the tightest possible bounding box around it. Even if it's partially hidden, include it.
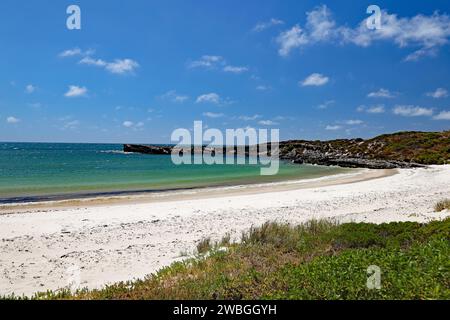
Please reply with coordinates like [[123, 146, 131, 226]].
[[435, 199, 450, 212], [280, 130, 450, 165]]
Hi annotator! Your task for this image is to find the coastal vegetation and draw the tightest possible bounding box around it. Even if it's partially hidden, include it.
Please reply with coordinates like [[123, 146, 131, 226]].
[[15, 217, 449, 300], [279, 130, 450, 167]]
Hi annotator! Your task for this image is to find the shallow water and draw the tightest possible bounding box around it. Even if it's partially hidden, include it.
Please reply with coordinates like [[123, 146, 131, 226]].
[[0, 142, 350, 202]]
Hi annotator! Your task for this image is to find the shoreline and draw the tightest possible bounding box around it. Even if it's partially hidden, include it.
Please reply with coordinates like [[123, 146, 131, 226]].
[[0, 165, 449, 297], [0, 167, 390, 215]]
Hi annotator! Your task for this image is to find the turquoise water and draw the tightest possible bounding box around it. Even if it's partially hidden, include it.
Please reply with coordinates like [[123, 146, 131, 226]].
[[0, 143, 350, 202]]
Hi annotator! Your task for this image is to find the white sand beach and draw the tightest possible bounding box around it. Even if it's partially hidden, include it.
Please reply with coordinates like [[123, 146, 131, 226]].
[[0, 165, 449, 297]]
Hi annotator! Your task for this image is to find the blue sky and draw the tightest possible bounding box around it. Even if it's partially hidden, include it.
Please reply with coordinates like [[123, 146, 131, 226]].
[[1, 0, 450, 143]]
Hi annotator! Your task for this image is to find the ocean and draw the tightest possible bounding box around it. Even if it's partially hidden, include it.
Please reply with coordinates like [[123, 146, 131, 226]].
[[0, 142, 350, 203]]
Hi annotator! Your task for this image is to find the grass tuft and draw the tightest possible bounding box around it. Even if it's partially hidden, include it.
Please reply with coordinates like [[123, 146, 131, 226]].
[[435, 199, 450, 212]]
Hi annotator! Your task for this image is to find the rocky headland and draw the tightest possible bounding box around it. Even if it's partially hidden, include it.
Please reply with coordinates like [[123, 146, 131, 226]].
[[124, 131, 450, 169]]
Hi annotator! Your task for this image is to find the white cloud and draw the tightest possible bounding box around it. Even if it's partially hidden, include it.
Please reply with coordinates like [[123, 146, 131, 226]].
[[63, 120, 80, 130], [256, 85, 270, 91], [25, 84, 36, 94], [433, 111, 450, 120], [188, 55, 224, 69], [59, 48, 94, 58], [426, 88, 448, 99], [79, 56, 139, 75], [258, 120, 279, 126], [59, 48, 82, 57], [393, 105, 433, 117], [317, 100, 335, 109], [344, 119, 364, 125], [189, 56, 248, 75], [203, 112, 224, 118], [325, 125, 342, 130], [6, 116, 20, 124], [300, 73, 329, 87], [343, 10, 450, 61], [253, 18, 284, 32], [239, 114, 262, 121], [123, 121, 144, 129], [79, 57, 107, 67], [64, 85, 88, 98], [196, 93, 220, 104], [368, 88, 395, 98], [357, 105, 385, 114], [275, 5, 450, 61], [306, 5, 336, 42], [275, 5, 336, 56], [223, 65, 248, 74], [106, 59, 139, 74], [161, 90, 189, 103], [276, 25, 309, 57]]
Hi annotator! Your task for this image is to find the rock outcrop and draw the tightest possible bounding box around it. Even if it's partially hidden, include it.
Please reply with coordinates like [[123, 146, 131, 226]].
[[123, 130, 450, 169]]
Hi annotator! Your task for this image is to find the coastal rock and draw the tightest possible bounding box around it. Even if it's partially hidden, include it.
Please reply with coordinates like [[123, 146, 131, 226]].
[[123, 130, 450, 169], [124, 144, 172, 155]]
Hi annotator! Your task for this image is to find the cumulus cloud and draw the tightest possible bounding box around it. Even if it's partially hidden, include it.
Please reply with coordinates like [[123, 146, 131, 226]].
[[344, 119, 364, 125], [317, 100, 335, 110], [433, 110, 450, 120], [342, 10, 450, 61], [258, 120, 279, 126], [223, 65, 249, 74], [188, 55, 224, 69], [62, 120, 80, 130], [64, 85, 88, 98], [306, 4, 336, 42], [6, 116, 20, 124], [161, 90, 189, 103], [325, 125, 342, 130], [79, 57, 107, 67], [123, 121, 144, 129], [392, 105, 433, 117], [79, 57, 139, 75], [196, 93, 221, 104], [58, 48, 94, 58], [275, 5, 450, 61], [300, 73, 329, 87], [368, 88, 395, 98], [253, 18, 284, 32], [426, 88, 448, 99], [25, 84, 36, 94], [239, 114, 262, 121], [276, 25, 309, 57], [105, 59, 139, 74], [357, 105, 386, 114], [256, 85, 271, 91], [203, 112, 224, 118]]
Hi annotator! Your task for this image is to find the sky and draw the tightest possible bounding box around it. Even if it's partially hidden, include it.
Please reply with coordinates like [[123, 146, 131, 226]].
[[0, 0, 450, 143]]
